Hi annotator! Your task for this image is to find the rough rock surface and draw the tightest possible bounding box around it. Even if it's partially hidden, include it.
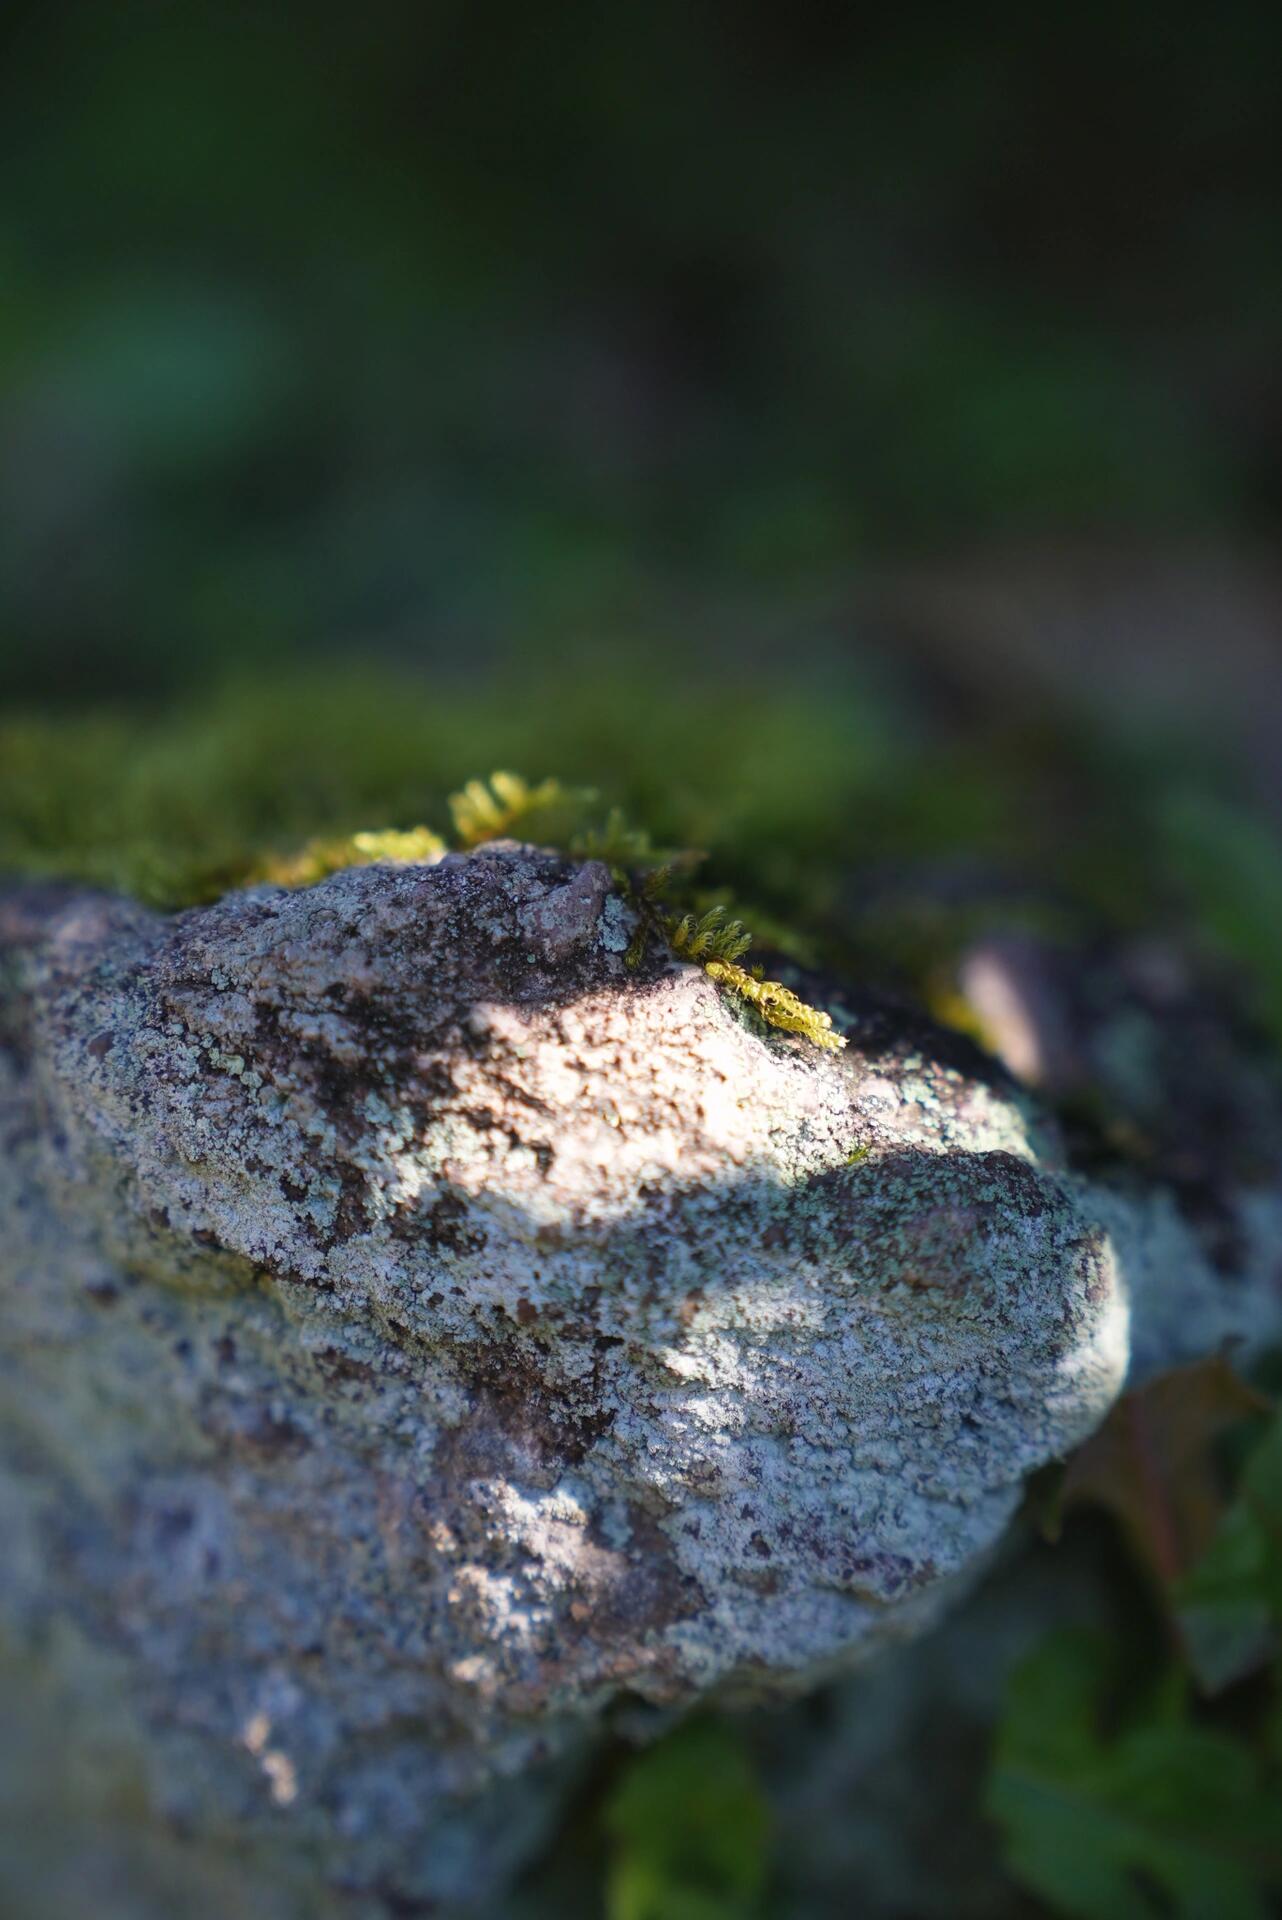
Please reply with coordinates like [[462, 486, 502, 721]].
[[957, 929, 1282, 1381], [0, 846, 1131, 1912]]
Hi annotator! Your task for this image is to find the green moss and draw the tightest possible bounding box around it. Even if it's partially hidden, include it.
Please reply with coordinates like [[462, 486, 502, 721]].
[[665, 906, 753, 967], [3, 668, 1281, 1068], [570, 808, 694, 873], [253, 825, 446, 888], [699, 956, 844, 1053], [448, 772, 595, 850], [0, 668, 883, 914], [618, 883, 843, 1050]]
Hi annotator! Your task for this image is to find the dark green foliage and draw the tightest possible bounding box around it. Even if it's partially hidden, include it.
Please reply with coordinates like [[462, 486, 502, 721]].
[[603, 1720, 770, 1920], [5, 3, 1281, 708], [993, 1405, 1282, 1919], [989, 1629, 1282, 1920], [1175, 1413, 1282, 1694]]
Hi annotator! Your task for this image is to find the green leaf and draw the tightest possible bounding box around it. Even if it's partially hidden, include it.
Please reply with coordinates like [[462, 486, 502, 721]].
[[603, 1720, 770, 1920], [988, 1630, 1282, 1920], [1175, 1412, 1282, 1692]]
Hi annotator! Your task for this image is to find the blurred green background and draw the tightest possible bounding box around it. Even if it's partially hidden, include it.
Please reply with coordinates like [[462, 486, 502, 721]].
[[2, 0, 1280, 712]]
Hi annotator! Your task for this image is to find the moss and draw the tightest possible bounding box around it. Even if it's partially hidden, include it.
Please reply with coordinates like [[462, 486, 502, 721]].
[[253, 826, 446, 888], [702, 956, 845, 1049], [3, 668, 1280, 1069], [569, 807, 694, 873], [662, 903, 844, 1051], [0, 667, 895, 915], [448, 772, 595, 850], [665, 905, 753, 967]]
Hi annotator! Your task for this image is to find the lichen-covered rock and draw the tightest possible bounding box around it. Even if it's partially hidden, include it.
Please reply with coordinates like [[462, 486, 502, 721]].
[[956, 930, 1282, 1380], [0, 848, 1128, 1912]]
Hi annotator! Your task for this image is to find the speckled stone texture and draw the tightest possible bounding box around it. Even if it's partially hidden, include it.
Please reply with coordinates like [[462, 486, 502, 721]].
[[0, 846, 1129, 1913], [956, 929, 1282, 1383]]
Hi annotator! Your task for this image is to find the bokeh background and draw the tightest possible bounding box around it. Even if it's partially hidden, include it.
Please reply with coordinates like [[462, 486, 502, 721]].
[[2, 0, 1281, 732]]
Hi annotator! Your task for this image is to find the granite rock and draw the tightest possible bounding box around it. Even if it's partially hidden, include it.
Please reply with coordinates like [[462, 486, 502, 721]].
[[0, 847, 1130, 1911]]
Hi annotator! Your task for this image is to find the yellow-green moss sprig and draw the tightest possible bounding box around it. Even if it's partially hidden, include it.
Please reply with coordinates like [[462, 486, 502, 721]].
[[703, 957, 845, 1049], [666, 905, 753, 967], [255, 825, 446, 889], [449, 772, 594, 849], [570, 807, 698, 875], [664, 905, 844, 1050]]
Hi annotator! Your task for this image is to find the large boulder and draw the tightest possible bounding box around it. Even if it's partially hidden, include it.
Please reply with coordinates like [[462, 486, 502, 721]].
[[0, 846, 1127, 1913]]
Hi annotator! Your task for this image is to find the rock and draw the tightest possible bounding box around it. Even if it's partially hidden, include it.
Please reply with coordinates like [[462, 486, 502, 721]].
[[956, 930, 1282, 1380], [743, 1517, 1122, 1920], [0, 847, 1127, 1913]]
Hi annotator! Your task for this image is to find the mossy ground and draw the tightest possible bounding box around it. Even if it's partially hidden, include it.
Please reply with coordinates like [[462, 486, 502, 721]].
[[3, 663, 1280, 1046]]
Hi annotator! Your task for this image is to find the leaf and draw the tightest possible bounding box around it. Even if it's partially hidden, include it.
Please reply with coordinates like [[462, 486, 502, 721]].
[[1055, 1358, 1270, 1591], [988, 1629, 1282, 1920], [1174, 1411, 1282, 1692], [603, 1719, 770, 1920]]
